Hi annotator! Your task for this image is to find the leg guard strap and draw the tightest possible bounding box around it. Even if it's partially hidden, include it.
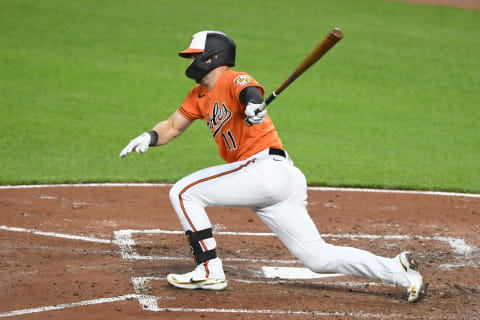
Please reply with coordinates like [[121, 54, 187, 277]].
[[186, 228, 217, 265]]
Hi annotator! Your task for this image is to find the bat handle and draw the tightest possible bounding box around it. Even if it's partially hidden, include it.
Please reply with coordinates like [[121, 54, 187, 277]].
[[263, 91, 278, 108], [244, 91, 277, 126]]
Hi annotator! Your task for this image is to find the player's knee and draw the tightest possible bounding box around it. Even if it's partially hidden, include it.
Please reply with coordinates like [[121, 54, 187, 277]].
[[169, 179, 199, 206], [304, 257, 338, 273], [169, 182, 182, 206], [290, 243, 338, 273]]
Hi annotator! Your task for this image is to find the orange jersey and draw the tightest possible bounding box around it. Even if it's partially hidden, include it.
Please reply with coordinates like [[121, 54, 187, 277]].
[[178, 69, 283, 163]]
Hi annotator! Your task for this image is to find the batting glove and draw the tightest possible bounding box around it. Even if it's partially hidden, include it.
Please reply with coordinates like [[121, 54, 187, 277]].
[[245, 102, 267, 125], [119, 132, 151, 158]]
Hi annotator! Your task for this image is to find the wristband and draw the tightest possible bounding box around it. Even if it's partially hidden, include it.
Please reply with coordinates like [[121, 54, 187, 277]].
[[148, 130, 159, 146]]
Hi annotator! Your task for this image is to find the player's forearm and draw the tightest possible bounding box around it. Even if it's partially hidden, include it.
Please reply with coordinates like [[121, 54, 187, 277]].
[[151, 111, 193, 146], [151, 119, 180, 146], [119, 111, 190, 158]]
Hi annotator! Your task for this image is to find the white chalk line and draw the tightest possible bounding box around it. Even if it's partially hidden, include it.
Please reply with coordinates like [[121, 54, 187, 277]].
[[0, 225, 112, 244], [1, 182, 478, 318], [132, 277, 159, 311], [150, 307, 418, 319], [309, 186, 480, 199], [0, 294, 137, 318], [0, 183, 171, 189], [114, 228, 476, 258], [0, 274, 401, 319], [1, 183, 479, 198], [1, 225, 474, 257], [1, 225, 476, 267], [130, 277, 411, 319]]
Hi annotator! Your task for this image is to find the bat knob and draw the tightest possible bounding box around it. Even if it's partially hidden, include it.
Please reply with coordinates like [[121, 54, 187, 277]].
[[332, 28, 343, 39]]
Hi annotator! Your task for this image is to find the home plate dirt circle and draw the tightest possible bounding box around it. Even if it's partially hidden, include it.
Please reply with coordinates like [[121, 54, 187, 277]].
[[0, 184, 479, 319]]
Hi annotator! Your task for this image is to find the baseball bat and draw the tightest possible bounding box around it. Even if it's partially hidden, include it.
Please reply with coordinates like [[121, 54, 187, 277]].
[[246, 28, 343, 125]]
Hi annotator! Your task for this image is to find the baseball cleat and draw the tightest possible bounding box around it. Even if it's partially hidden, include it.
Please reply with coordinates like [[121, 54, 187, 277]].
[[167, 272, 227, 290], [398, 252, 427, 303], [167, 257, 227, 290]]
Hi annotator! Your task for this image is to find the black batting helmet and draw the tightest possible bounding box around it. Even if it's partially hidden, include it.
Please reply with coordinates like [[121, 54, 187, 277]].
[[179, 31, 236, 82]]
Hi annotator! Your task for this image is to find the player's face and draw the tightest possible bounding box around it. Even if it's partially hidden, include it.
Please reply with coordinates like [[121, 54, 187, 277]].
[[187, 53, 215, 86], [189, 54, 213, 65], [189, 54, 199, 65]]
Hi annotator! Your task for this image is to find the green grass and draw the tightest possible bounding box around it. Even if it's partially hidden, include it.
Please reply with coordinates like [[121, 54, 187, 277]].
[[1, 0, 479, 192]]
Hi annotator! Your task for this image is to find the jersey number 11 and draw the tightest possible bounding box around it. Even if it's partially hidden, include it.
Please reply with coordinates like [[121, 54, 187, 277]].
[[221, 130, 237, 151]]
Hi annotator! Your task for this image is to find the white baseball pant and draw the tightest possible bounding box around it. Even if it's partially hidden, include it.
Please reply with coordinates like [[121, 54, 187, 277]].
[[168, 148, 410, 287]]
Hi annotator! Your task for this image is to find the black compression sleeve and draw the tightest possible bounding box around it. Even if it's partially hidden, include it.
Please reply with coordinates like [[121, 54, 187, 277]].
[[239, 86, 264, 105]]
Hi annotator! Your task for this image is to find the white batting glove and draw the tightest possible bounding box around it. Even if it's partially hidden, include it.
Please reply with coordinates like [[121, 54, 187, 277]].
[[245, 102, 267, 125], [119, 132, 151, 158]]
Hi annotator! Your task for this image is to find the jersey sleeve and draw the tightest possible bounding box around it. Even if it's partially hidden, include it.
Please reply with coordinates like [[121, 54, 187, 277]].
[[230, 73, 265, 106], [177, 87, 204, 121]]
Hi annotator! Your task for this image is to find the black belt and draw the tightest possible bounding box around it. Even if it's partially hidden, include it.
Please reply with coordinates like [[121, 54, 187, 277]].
[[269, 148, 286, 158]]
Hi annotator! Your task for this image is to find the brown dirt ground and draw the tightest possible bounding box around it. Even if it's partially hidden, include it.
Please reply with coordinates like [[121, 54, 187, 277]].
[[1, 185, 479, 319]]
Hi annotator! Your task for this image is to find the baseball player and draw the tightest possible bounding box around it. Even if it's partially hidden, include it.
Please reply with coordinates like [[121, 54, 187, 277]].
[[119, 31, 426, 302]]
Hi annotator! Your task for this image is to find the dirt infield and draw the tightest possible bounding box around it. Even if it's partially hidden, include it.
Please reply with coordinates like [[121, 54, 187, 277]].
[[1, 184, 479, 319]]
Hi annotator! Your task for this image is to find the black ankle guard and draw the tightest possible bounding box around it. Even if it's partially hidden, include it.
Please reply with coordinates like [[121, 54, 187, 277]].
[[185, 228, 217, 265]]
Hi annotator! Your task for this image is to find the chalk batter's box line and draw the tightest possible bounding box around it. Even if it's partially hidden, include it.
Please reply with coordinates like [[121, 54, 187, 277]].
[[0, 276, 410, 318], [0, 225, 476, 318], [0, 295, 137, 318], [114, 228, 476, 263], [130, 276, 419, 319], [1, 179, 478, 318], [0, 225, 475, 265]]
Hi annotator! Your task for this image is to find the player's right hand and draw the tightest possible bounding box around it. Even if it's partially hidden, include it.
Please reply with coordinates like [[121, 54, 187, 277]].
[[119, 132, 151, 158], [245, 102, 267, 125]]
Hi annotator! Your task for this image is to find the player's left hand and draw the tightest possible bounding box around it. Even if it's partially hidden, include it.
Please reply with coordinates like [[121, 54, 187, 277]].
[[245, 102, 267, 125], [119, 132, 151, 158]]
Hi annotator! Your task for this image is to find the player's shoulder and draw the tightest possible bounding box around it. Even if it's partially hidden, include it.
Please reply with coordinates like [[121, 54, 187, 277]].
[[223, 69, 259, 88]]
